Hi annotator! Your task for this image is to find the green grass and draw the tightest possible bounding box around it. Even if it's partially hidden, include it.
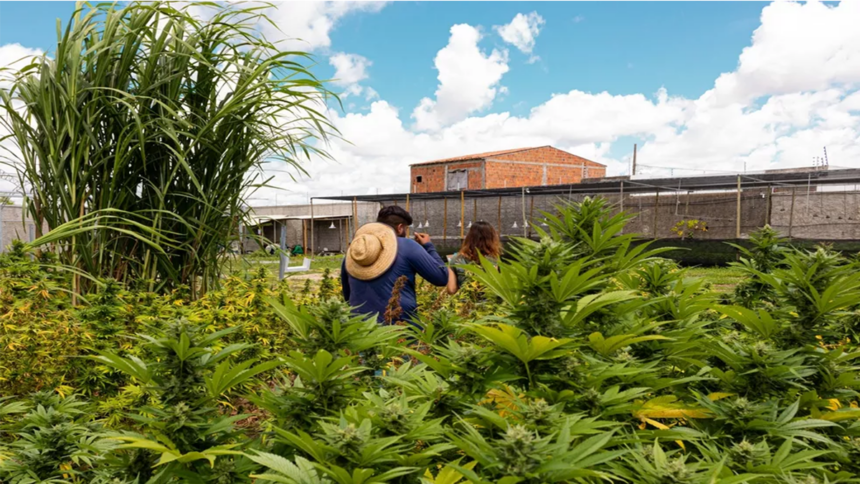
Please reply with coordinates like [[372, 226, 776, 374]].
[[226, 254, 344, 281], [686, 266, 747, 293]]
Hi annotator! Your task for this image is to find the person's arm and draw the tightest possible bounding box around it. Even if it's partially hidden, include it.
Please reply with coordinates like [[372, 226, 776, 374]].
[[446, 268, 458, 294], [407, 238, 450, 287], [340, 258, 350, 301]]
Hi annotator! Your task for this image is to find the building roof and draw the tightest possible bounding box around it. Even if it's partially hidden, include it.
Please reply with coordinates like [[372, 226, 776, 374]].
[[410, 147, 543, 166]]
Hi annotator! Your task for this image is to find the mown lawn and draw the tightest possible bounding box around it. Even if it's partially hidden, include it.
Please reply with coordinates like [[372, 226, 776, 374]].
[[686, 266, 747, 293]]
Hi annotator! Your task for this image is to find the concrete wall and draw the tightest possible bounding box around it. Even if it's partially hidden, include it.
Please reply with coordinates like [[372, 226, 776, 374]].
[[0, 205, 43, 253]]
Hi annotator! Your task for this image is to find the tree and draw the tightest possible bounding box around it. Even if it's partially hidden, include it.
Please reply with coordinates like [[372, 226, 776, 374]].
[[0, 2, 337, 298]]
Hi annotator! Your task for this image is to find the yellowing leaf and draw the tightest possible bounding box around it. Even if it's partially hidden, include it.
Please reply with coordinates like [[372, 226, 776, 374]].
[[633, 396, 713, 419]]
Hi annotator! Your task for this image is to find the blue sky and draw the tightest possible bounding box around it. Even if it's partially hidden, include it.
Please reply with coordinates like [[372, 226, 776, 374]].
[[1, 1, 858, 203], [1, 2, 766, 113]]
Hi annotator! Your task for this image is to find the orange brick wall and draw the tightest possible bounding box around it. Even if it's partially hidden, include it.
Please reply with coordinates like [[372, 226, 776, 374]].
[[484, 161, 545, 188], [411, 161, 483, 193], [411, 165, 446, 193], [410, 147, 606, 193]]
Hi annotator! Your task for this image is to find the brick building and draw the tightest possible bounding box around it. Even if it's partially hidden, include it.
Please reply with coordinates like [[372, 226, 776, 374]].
[[409, 146, 606, 193]]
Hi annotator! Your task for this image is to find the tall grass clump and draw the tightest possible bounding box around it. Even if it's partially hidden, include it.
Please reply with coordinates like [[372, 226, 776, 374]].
[[0, 1, 336, 298]]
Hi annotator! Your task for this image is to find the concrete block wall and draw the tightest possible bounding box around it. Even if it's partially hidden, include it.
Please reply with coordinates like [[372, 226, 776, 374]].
[[0, 205, 44, 253], [769, 190, 860, 240]]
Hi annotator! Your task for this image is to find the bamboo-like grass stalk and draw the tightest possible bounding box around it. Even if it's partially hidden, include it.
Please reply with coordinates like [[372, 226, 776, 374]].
[[0, 2, 338, 298]]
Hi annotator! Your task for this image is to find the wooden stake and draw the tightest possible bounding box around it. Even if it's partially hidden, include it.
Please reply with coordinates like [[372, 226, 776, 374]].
[[765, 185, 772, 226], [460, 191, 465, 239], [473, 198, 477, 222], [302, 220, 307, 253], [443, 197, 448, 246], [736, 175, 742, 239], [352, 197, 358, 233], [527, 195, 535, 238], [652, 190, 659, 239], [788, 187, 796, 238], [497, 196, 502, 233]]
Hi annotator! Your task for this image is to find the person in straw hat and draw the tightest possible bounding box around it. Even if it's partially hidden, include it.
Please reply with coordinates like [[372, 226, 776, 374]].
[[341, 206, 451, 324]]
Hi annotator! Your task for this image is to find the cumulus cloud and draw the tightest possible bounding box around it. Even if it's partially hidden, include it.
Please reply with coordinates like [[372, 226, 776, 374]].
[[0, 43, 42, 90], [412, 24, 509, 131], [705, 0, 860, 107], [329, 52, 373, 98], [251, 1, 860, 205], [260, 2, 387, 52], [494, 12, 545, 59]]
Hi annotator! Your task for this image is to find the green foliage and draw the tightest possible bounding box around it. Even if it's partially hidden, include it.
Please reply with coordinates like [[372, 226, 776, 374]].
[[2, 195, 860, 483], [0, 1, 337, 297]]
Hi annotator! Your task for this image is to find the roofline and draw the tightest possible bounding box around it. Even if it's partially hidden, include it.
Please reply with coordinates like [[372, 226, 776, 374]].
[[408, 145, 551, 167], [313, 168, 860, 203]]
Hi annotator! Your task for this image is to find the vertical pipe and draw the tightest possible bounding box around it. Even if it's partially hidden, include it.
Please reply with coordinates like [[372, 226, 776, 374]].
[[788, 187, 796, 238], [652, 190, 660, 239], [310, 199, 315, 256], [473, 198, 477, 222], [406, 193, 410, 238], [278, 222, 287, 281], [736, 176, 742, 239], [338, 219, 343, 253], [460, 191, 465, 239], [443, 197, 448, 246]]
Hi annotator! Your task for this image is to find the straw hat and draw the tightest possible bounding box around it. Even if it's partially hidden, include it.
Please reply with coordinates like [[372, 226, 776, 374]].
[[345, 223, 398, 280]]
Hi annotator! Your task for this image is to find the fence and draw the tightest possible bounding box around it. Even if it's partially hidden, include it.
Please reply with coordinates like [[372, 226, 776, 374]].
[[315, 168, 860, 252]]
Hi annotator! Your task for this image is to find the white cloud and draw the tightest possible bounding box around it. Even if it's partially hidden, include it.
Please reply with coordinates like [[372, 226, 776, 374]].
[[704, 0, 860, 107], [260, 2, 387, 52], [412, 24, 509, 131], [0, 44, 42, 90], [252, 1, 860, 205], [329, 52, 372, 98], [494, 12, 545, 55]]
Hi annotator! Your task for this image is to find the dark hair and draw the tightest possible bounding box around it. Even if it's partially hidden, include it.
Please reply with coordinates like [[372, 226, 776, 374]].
[[460, 221, 501, 262], [377, 205, 413, 228]]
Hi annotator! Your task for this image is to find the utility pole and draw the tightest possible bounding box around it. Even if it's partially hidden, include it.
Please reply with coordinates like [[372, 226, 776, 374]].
[[631, 143, 637, 176]]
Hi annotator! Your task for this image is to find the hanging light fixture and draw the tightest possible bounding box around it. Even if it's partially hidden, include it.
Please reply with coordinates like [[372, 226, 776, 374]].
[[424, 220, 430, 227], [328, 221, 336, 229], [457, 220, 462, 227], [512, 221, 518, 229], [467, 221, 472, 229], [417, 222, 424, 229]]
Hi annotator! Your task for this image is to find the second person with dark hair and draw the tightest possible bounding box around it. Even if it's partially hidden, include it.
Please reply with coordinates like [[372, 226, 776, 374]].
[[446, 221, 501, 294]]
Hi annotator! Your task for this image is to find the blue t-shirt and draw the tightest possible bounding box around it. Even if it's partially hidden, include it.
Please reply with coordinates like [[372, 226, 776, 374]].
[[341, 238, 449, 323]]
